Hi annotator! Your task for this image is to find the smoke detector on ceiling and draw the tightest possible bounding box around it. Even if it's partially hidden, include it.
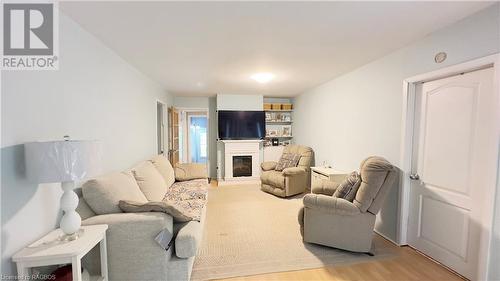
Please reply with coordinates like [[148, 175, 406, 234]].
[[434, 52, 447, 63]]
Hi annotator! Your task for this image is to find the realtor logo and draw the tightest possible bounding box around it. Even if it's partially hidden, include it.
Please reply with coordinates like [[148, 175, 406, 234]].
[[2, 2, 58, 70]]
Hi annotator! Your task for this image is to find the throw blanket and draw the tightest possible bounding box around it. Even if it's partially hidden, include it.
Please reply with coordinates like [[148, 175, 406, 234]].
[[162, 179, 209, 221]]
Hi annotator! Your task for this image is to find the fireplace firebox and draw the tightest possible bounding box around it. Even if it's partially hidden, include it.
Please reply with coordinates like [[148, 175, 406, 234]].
[[232, 156, 252, 177]]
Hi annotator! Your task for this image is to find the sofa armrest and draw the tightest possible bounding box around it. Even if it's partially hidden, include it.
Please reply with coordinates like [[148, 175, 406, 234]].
[[261, 161, 277, 171], [303, 194, 360, 215], [174, 207, 206, 259], [311, 180, 340, 196], [175, 163, 207, 181], [282, 167, 306, 176], [81, 212, 173, 280]]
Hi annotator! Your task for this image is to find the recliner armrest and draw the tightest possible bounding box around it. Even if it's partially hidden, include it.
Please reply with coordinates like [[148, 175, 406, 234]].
[[311, 180, 340, 196], [261, 161, 277, 171], [303, 194, 360, 215], [282, 167, 306, 176]]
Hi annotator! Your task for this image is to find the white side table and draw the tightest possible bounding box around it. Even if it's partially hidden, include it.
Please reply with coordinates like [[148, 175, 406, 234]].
[[310, 166, 350, 190], [13, 224, 108, 281]]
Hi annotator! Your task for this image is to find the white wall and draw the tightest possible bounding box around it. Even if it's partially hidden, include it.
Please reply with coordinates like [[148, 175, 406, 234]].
[[174, 96, 210, 109], [217, 94, 263, 111], [293, 4, 499, 244], [1, 13, 171, 275]]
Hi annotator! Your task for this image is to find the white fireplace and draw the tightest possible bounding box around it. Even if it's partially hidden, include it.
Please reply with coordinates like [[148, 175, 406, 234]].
[[219, 140, 261, 184]]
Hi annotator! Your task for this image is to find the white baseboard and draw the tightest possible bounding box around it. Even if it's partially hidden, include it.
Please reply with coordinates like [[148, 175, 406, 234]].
[[374, 230, 402, 246]]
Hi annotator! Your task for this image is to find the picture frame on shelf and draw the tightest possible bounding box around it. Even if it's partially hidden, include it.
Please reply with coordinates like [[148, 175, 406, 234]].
[[272, 138, 279, 146], [282, 125, 292, 137], [282, 114, 291, 122], [281, 140, 291, 146], [265, 112, 272, 121], [267, 129, 278, 137]]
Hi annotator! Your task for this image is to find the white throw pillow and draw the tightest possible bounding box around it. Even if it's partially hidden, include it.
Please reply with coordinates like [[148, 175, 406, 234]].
[[150, 155, 175, 187], [132, 161, 169, 201], [82, 171, 148, 215]]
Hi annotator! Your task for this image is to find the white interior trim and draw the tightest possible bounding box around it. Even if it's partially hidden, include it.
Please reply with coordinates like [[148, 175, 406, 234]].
[[177, 107, 210, 176], [398, 53, 500, 281], [156, 99, 168, 156]]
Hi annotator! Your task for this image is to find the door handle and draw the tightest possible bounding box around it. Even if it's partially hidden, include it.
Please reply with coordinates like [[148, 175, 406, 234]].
[[409, 173, 420, 180]]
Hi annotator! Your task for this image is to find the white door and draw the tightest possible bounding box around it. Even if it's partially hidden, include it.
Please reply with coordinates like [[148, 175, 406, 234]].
[[408, 67, 494, 280]]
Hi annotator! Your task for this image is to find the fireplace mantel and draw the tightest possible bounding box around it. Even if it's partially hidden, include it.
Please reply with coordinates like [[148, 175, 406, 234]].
[[219, 140, 262, 185]]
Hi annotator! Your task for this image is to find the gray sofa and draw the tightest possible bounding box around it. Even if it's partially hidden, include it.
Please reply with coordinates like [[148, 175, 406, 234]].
[[298, 156, 396, 253], [76, 155, 207, 281]]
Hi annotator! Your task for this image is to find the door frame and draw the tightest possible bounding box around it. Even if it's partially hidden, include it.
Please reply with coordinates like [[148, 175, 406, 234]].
[[398, 53, 500, 280], [156, 100, 167, 155], [185, 111, 208, 163], [176, 107, 210, 171]]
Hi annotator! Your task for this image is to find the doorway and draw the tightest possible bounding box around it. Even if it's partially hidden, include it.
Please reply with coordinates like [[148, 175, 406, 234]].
[[178, 109, 208, 164], [400, 55, 499, 281], [157, 101, 166, 155]]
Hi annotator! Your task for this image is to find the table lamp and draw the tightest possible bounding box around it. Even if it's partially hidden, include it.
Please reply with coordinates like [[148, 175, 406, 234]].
[[24, 137, 102, 240]]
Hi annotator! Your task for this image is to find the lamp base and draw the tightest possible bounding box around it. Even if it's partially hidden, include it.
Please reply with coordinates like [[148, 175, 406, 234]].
[[60, 181, 82, 237], [59, 228, 84, 241]]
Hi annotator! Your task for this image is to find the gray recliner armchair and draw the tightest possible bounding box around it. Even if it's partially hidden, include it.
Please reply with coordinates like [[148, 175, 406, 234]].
[[298, 156, 396, 253], [260, 144, 313, 197]]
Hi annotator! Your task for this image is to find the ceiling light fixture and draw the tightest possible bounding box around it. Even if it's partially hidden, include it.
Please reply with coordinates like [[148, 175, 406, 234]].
[[251, 72, 275, 84]]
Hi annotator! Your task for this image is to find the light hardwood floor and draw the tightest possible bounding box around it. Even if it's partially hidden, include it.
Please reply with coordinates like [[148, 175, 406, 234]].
[[208, 180, 464, 281], [216, 242, 465, 281]]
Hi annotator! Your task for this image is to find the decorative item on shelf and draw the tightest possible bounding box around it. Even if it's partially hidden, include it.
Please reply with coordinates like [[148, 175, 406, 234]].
[[272, 138, 279, 146], [263, 139, 272, 146], [282, 113, 291, 122], [24, 136, 102, 241], [266, 129, 278, 137], [282, 140, 291, 146], [271, 103, 281, 110], [281, 125, 292, 137], [263, 103, 272, 110], [265, 112, 272, 121], [282, 103, 293, 110]]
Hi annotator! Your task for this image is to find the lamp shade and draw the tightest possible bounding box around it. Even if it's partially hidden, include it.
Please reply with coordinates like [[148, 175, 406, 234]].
[[24, 140, 102, 183]]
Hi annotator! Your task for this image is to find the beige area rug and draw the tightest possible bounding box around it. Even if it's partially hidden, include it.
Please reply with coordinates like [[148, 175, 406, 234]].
[[191, 184, 397, 280]]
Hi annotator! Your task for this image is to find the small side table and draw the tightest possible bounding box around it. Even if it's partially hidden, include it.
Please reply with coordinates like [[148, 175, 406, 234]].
[[13, 224, 108, 281], [311, 166, 349, 190]]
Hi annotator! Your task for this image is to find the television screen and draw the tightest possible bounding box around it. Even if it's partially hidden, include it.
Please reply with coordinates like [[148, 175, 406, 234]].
[[218, 110, 265, 140]]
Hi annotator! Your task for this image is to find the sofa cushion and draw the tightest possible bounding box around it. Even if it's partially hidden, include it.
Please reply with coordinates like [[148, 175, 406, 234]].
[[174, 163, 207, 181], [119, 200, 193, 222], [333, 171, 361, 202], [275, 153, 301, 171], [82, 171, 148, 215], [353, 156, 393, 212], [164, 179, 209, 201], [261, 170, 285, 188], [132, 161, 169, 201], [150, 155, 175, 188]]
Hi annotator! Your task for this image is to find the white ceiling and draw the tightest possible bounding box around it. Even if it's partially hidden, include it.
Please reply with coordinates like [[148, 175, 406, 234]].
[[61, 1, 493, 97]]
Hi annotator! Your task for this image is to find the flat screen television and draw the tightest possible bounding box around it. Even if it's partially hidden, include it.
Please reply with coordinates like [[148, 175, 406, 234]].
[[218, 110, 265, 140]]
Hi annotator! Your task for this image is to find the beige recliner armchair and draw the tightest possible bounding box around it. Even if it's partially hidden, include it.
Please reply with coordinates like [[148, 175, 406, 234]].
[[298, 156, 396, 253], [260, 145, 313, 197]]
